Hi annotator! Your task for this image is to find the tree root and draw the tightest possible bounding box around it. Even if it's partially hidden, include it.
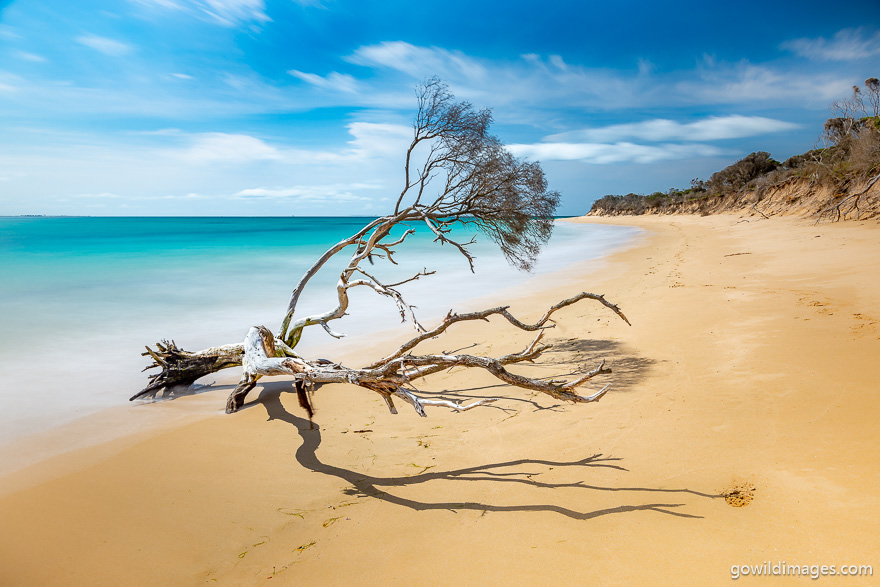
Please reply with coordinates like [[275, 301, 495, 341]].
[[131, 340, 244, 401], [815, 172, 880, 223]]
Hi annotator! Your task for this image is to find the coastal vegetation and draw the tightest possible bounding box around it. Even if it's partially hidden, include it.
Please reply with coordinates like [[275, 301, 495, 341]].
[[132, 79, 629, 418], [590, 78, 880, 221]]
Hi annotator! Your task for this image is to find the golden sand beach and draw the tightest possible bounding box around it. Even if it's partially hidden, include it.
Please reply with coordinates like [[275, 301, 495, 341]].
[[1, 214, 878, 584]]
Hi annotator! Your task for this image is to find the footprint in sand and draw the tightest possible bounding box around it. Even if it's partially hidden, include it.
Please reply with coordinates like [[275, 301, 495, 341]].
[[796, 295, 837, 316], [850, 313, 880, 335]]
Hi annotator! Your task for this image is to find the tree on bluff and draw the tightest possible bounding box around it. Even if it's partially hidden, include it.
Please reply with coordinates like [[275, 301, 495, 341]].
[[704, 151, 780, 194], [132, 78, 629, 419]]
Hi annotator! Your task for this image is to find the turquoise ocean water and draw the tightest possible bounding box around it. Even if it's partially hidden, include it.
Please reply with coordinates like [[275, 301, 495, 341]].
[[0, 217, 640, 447]]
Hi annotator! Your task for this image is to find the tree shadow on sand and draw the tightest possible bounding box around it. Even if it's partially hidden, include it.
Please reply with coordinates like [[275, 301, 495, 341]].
[[540, 337, 657, 391], [410, 337, 658, 413], [253, 385, 722, 522]]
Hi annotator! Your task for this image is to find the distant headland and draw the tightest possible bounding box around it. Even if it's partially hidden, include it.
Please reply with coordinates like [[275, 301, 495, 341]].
[[589, 78, 880, 222]]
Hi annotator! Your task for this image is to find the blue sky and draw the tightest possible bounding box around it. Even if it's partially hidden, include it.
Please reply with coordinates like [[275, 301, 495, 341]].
[[1, 0, 879, 216]]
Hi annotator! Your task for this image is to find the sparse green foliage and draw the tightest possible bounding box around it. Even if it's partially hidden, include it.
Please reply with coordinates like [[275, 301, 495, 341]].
[[704, 152, 780, 194], [590, 187, 700, 215], [401, 77, 560, 272], [589, 77, 880, 217]]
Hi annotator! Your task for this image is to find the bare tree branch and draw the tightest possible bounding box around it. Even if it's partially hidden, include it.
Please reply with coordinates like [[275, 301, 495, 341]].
[[364, 291, 629, 369], [134, 78, 626, 423], [220, 291, 621, 416]]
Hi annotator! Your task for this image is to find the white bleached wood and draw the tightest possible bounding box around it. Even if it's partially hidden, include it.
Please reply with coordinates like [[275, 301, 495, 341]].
[[220, 294, 623, 415]]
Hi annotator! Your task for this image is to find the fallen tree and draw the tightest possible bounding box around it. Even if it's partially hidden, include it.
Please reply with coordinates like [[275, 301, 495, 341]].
[[131, 78, 630, 418]]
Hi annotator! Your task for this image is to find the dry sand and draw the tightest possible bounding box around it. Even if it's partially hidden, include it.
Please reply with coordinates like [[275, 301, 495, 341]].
[[1, 214, 878, 585]]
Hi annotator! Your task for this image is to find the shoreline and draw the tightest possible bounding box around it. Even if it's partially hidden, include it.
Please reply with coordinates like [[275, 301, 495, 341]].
[[1, 213, 878, 583], [0, 220, 642, 482]]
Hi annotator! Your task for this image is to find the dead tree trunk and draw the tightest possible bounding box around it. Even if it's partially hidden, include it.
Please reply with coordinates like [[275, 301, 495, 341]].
[[131, 78, 631, 420], [133, 341, 244, 401], [135, 292, 629, 416]]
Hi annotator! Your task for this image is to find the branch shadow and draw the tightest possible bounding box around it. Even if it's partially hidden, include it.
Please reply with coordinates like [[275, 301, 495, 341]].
[[256, 386, 721, 521], [398, 337, 656, 413], [135, 381, 238, 404], [541, 338, 657, 392]]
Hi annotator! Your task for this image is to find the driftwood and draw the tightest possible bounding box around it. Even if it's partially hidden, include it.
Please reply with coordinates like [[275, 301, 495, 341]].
[[131, 78, 630, 420], [136, 341, 244, 399], [134, 292, 629, 416]]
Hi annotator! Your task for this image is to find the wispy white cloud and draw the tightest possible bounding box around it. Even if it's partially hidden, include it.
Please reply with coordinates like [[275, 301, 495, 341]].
[[677, 62, 848, 105], [75, 35, 133, 56], [782, 27, 880, 61], [168, 123, 411, 166], [0, 131, 398, 215], [138, 128, 184, 135], [178, 132, 283, 162], [130, 0, 184, 9], [344, 43, 649, 114], [5, 33, 846, 139], [288, 70, 359, 93], [159, 192, 209, 199], [0, 25, 22, 40], [0, 73, 304, 120], [345, 41, 846, 114], [130, 0, 325, 27], [76, 192, 123, 199], [234, 183, 377, 202], [195, 0, 270, 26], [547, 115, 798, 143], [15, 51, 48, 63], [130, 0, 263, 26], [548, 55, 568, 71], [344, 122, 412, 157], [507, 142, 724, 164], [0, 72, 21, 92], [347, 41, 488, 81]]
